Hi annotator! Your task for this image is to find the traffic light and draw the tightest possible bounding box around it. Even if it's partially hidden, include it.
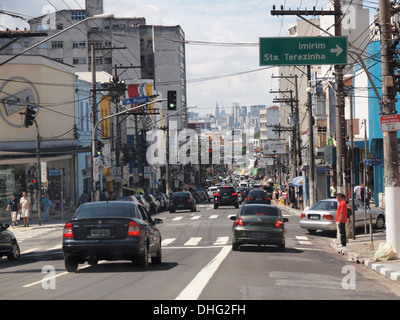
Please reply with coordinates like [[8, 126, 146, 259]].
[[24, 105, 36, 128], [167, 90, 177, 110], [96, 140, 104, 157]]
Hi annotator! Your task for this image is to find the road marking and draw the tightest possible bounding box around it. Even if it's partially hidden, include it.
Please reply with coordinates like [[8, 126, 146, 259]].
[[209, 215, 219, 219], [162, 238, 176, 246], [184, 237, 202, 246], [172, 217, 183, 221], [295, 236, 312, 245], [175, 246, 231, 300], [214, 236, 229, 246], [21, 247, 40, 254], [190, 215, 201, 220]]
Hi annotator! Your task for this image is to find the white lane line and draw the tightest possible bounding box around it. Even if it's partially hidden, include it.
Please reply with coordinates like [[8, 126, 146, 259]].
[[190, 215, 201, 220], [172, 217, 183, 221], [209, 215, 219, 219], [162, 238, 176, 246], [214, 236, 229, 246], [184, 237, 202, 246], [175, 246, 231, 300]]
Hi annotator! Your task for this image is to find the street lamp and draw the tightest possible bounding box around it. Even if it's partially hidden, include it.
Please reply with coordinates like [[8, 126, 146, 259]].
[[0, 13, 114, 67]]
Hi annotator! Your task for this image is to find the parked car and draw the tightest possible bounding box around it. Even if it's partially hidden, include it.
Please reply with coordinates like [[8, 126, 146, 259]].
[[117, 195, 141, 206], [207, 186, 218, 201], [299, 198, 386, 234], [169, 191, 196, 213], [245, 189, 272, 205], [62, 201, 163, 272], [134, 195, 151, 213], [230, 204, 288, 251], [214, 186, 239, 209], [0, 223, 20, 261], [144, 194, 161, 214], [155, 194, 168, 211]]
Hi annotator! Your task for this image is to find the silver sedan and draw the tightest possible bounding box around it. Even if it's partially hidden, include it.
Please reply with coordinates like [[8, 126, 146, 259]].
[[299, 198, 385, 235]]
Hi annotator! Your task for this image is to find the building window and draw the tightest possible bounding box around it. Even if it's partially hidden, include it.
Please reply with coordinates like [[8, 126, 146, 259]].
[[73, 57, 87, 65], [51, 41, 63, 49], [73, 41, 86, 49], [71, 11, 85, 21]]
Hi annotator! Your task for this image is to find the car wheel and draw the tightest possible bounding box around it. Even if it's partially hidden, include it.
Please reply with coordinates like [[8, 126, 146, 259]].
[[191, 205, 196, 212], [7, 242, 20, 261], [307, 229, 317, 235], [151, 241, 162, 265], [65, 257, 79, 272], [232, 242, 240, 251], [170, 209, 175, 213], [234, 203, 239, 209], [376, 215, 385, 229], [137, 244, 149, 269], [214, 204, 218, 209], [278, 242, 285, 251]]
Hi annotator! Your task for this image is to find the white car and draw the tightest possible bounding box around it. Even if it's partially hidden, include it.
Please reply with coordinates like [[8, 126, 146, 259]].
[[207, 186, 218, 201]]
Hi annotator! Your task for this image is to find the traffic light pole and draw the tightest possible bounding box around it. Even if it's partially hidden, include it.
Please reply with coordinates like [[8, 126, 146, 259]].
[[34, 120, 42, 226]]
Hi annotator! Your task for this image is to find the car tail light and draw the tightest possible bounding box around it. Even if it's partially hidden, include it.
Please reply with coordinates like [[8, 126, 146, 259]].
[[214, 193, 220, 197], [127, 221, 140, 237], [63, 222, 73, 239], [188, 198, 193, 203], [275, 219, 284, 228], [232, 192, 238, 196], [234, 217, 243, 226], [300, 213, 306, 219], [247, 196, 254, 200], [323, 214, 334, 220]]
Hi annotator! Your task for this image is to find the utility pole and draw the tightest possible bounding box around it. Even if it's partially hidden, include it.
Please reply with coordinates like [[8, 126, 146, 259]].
[[334, 0, 347, 196], [307, 65, 316, 206], [380, 0, 400, 256]]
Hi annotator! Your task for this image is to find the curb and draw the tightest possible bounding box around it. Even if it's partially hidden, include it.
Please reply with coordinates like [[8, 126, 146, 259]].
[[364, 258, 400, 283], [330, 240, 400, 284]]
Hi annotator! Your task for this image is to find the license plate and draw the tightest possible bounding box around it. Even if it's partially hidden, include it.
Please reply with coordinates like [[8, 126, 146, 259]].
[[177, 204, 184, 208], [223, 196, 230, 199], [308, 215, 320, 220], [256, 198, 262, 200], [252, 232, 266, 239], [91, 229, 110, 237]]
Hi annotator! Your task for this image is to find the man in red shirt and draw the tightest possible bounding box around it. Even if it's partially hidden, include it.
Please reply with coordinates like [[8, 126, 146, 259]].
[[336, 193, 348, 247]]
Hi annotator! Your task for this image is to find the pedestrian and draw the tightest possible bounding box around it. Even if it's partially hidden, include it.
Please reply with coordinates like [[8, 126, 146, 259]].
[[330, 182, 337, 198], [79, 190, 88, 205], [6, 194, 20, 227], [42, 193, 52, 222], [20, 192, 32, 227], [354, 184, 361, 200], [336, 193, 348, 247]]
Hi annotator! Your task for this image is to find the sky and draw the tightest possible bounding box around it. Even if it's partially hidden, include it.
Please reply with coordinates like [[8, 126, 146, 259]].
[[0, 0, 377, 115]]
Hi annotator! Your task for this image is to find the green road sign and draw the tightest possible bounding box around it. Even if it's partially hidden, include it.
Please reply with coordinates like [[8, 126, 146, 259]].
[[259, 36, 348, 66]]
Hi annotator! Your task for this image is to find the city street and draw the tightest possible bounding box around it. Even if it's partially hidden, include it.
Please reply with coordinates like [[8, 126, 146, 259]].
[[1, 203, 399, 301]]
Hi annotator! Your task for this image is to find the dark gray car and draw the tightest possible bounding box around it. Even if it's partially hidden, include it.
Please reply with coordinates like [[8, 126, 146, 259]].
[[230, 204, 288, 251]]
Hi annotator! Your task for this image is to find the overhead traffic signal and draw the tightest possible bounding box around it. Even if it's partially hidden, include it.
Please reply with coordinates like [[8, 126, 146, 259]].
[[167, 90, 177, 110], [24, 105, 36, 128]]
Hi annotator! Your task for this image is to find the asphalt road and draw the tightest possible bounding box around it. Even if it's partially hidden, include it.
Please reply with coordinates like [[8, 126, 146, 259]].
[[1, 201, 400, 302]]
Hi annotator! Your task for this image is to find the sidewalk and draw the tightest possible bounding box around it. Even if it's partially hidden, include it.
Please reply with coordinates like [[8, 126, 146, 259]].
[[277, 201, 400, 284]]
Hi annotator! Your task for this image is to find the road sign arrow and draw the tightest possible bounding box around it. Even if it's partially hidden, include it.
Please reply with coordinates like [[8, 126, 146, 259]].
[[330, 44, 343, 57]]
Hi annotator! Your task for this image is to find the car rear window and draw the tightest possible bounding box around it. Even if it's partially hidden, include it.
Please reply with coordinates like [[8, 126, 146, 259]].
[[310, 201, 337, 211], [249, 190, 267, 196], [74, 202, 138, 219], [172, 192, 190, 198], [240, 205, 279, 216]]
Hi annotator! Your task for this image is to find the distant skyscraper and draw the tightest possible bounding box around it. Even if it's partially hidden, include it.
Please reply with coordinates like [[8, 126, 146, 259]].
[[215, 102, 220, 120]]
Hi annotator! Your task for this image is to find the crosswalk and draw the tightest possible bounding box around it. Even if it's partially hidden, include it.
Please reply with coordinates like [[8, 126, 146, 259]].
[[10, 224, 62, 243], [162, 213, 236, 222], [162, 236, 230, 248]]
